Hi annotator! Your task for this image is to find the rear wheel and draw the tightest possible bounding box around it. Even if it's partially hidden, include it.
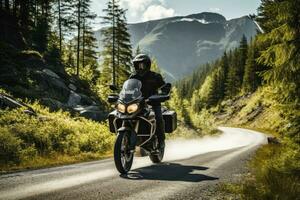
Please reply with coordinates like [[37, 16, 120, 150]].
[[150, 147, 164, 163], [114, 132, 134, 174]]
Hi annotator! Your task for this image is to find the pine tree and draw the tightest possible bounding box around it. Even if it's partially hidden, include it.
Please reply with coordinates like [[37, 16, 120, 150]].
[[80, 0, 97, 68], [54, 0, 76, 53], [218, 52, 229, 100], [176, 63, 213, 99], [101, 0, 117, 86], [57, 0, 63, 52], [237, 34, 248, 86], [115, 8, 132, 86], [66, 40, 76, 68], [100, 0, 132, 87], [31, 0, 52, 53], [75, 0, 81, 76], [257, 0, 300, 100], [242, 41, 261, 93], [135, 45, 141, 56], [225, 50, 240, 98], [206, 70, 221, 106]]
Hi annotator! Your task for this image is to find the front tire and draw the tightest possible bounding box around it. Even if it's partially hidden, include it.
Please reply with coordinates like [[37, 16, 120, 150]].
[[150, 147, 164, 163], [114, 132, 134, 174]]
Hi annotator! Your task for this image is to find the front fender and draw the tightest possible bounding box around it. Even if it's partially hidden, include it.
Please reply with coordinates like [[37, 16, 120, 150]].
[[117, 127, 132, 133], [117, 127, 137, 150]]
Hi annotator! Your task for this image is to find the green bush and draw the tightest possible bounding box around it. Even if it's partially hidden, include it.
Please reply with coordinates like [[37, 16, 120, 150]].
[[0, 103, 114, 171], [0, 128, 22, 165]]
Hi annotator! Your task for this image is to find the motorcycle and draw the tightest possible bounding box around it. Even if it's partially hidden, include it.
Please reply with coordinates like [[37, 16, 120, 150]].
[[108, 79, 177, 174]]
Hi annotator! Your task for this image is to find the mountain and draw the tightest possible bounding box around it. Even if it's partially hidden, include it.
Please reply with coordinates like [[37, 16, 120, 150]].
[[95, 12, 260, 81]]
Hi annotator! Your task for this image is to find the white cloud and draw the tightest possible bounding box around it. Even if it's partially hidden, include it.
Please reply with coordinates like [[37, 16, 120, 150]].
[[158, 0, 166, 6], [142, 5, 175, 21], [120, 0, 153, 17], [209, 7, 221, 12]]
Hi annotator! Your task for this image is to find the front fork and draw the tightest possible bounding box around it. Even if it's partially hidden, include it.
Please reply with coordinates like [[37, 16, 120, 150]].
[[117, 120, 137, 151]]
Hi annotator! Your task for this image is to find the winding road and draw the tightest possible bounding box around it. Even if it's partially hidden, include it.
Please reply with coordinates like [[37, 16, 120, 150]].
[[0, 127, 267, 200]]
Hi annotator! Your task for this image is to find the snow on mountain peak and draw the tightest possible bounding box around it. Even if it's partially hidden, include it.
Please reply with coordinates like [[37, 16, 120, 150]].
[[177, 18, 210, 24]]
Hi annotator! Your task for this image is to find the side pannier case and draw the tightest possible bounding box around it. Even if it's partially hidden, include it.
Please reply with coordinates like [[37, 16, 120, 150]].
[[163, 110, 177, 133]]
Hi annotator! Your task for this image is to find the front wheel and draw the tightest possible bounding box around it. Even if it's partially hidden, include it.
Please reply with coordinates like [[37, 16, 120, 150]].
[[114, 132, 134, 174], [150, 147, 164, 163]]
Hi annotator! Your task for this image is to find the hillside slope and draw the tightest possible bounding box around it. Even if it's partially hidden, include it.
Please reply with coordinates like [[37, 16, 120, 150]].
[[0, 43, 106, 121], [95, 12, 259, 81]]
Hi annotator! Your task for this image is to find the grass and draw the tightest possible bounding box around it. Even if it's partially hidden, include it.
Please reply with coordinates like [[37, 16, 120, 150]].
[[0, 152, 113, 173], [220, 141, 300, 200], [216, 86, 300, 200], [0, 102, 115, 173]]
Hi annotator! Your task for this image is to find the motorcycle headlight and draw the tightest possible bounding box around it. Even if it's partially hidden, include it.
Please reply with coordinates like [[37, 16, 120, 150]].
[[127, 103, 139, 114], [117, 103, 126, 113]]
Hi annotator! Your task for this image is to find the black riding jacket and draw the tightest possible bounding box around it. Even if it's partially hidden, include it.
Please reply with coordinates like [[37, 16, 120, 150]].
[[130, 71, 165, 99]]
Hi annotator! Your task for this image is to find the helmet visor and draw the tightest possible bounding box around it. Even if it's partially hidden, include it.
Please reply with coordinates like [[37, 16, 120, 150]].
[[133, 62, 147, 75]]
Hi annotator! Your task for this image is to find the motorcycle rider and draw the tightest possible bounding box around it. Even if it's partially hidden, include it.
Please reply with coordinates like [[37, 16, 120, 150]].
[[130, 54, 169, 149]]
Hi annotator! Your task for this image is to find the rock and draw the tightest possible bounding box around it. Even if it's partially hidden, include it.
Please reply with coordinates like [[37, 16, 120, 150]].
[[42, 69, 60, 79], [80, 110, 106, 121], [69, 77, 77, 84], [49, 78, 69, 92], [246, 106, 264, 122], [267, 136, 280, 144], [78, 93, 94, 105], [46, 64, 67, 78], [73, 105, 107, 121], [41, 98, 65, 111], [67, 91, 81, 107], [68, 84, 77, 91], [0, 67, 21, 85], [33, 70, 70, 101], [19, 51, 46, 69]]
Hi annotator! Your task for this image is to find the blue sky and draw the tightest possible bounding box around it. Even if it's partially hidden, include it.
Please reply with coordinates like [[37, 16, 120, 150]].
[[91, 0, 261, 29]]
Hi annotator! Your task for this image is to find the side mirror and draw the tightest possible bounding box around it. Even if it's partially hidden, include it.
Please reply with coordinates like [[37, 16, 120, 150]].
[[108, 94, 119, 103], [109, 85, 118, 91], [161, 83, 172, 95]]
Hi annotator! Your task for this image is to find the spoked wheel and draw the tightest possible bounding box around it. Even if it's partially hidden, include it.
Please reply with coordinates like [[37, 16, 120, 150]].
[[150, 146, 165, 163], [114, 132, 134, 174]]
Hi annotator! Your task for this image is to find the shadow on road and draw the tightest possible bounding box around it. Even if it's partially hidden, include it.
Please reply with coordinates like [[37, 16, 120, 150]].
[[120, 162, 218, 182]]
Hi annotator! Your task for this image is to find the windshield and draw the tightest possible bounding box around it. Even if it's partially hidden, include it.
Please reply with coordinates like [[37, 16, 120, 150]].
[[119, 79, 142, 103]]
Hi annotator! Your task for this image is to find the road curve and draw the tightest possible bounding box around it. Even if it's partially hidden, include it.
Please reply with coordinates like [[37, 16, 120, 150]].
[[0, 127, 267, 200]]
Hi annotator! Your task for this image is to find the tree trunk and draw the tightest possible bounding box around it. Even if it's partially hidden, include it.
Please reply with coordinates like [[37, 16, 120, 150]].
[[82, 17, 85, 69], [13, 0, 18, 16], [0, 0, 2, 11], [112, 0, 116, 86], [76, 0, 81, 77], [34, 0, 38, 27], [117, 37, 120, 87], [20, 0, 29, 30], [5, 0, 9, 11], [58, 0, 62, 52]]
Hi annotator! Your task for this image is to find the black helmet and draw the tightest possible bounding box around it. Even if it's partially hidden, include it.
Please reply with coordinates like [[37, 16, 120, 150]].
[[132, 54, 151, 76]]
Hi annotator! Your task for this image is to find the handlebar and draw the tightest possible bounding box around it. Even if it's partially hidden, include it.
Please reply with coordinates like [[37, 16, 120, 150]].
[[147, 94, 170, 103]]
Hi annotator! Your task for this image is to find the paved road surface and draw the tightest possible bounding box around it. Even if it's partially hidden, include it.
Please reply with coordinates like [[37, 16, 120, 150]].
[[0, 127, 267, 200]]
